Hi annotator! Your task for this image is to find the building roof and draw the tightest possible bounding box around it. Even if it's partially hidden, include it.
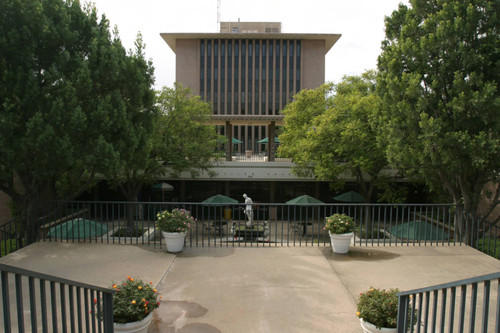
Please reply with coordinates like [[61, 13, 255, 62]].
[[161, 32, 341, 54]]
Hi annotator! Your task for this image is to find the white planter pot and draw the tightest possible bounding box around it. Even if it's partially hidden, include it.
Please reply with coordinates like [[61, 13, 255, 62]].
[[114, 311, 153, 333], [328, 231, 353, 254], [162, 231, 186, 253], [360, 318, 397, 333]]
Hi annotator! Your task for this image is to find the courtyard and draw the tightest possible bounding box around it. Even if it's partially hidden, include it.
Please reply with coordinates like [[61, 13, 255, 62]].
[[1, 241, 499, 332]]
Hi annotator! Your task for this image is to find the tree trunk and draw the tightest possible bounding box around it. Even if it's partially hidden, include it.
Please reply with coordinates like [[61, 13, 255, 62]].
[[120, 181, 144, 234]]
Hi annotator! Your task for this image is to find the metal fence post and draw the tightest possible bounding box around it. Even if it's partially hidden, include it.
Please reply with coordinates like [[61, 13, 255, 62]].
[[102, 292, 114, 333], [397, 294, 409, 333]]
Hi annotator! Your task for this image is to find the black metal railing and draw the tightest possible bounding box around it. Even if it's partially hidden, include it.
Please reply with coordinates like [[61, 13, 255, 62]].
[[0, 263, 114, 333], [459, 207, 500, 259], [2, 200, 497, 259], [218, 151, 292, 162], [397, 272, 500, 333], [0, 218, 24, 258], [30, 201, 461, 246]]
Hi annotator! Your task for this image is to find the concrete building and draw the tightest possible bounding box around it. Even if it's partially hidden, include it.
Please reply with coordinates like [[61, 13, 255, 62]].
[[159, 22, 342, 203]]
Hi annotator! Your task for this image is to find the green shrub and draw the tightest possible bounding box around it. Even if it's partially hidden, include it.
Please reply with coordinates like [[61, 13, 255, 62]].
[[477, 238, 500, 259], [1, 238, 21, 257], [357, 287, 399, 328], [109, 276, 160, 324], [112, 226, 146, 237], [324, 214, 355, 234], [355, 225, 385, 239], [156, 209, 195, 233]]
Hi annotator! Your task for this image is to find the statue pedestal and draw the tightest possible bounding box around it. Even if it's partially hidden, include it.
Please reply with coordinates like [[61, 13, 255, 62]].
[[230, 222, 270, 242]]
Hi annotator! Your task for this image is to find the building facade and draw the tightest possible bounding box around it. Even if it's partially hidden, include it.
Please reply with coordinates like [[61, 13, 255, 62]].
[[162, 22, 340, 159], [159, 23, 343, 202]]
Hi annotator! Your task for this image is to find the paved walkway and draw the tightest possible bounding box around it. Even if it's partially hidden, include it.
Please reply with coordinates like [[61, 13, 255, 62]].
[[1, 242, 500, 332]]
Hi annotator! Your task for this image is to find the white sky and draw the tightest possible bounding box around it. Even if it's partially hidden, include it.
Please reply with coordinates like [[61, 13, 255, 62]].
[[89, 0, 409, 90]]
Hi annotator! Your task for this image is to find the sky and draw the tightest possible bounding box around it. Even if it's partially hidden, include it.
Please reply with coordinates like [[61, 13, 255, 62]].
[[90, 0, 409, 90]]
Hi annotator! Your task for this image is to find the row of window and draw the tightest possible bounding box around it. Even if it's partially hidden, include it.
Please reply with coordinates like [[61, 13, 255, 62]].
[[200, 39, 301, 115]]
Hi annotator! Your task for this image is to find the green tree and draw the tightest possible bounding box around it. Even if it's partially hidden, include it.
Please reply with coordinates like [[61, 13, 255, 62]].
[[377, 0, 500, 230], [279, 72, 391, 202], [278, 84, 334, 178], [106, 83, 217, 231], [155, 84, 218, 178], [105, 34, 159, 204], [0, 0, 155, 241]]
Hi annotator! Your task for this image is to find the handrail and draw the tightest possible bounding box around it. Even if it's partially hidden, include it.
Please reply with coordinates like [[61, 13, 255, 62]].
[[0, 263, 114, 332], [398, 272, 500, 297], [0, 218, 23, 258], [0, 263, 114, 293], [459, 207, 500, 258], [5, 201, 498, 259], [397, 272, 500, 333]]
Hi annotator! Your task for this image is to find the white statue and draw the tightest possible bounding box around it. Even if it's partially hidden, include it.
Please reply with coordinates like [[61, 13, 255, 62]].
[[243, 193, 253, 227]]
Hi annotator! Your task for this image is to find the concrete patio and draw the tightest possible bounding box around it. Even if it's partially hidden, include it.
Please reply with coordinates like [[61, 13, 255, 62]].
[[1, 242, 499, 332]]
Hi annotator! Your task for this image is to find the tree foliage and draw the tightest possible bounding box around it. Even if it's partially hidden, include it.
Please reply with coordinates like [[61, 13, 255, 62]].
[[106, 83, 217, 212], [104, 35, 159, 203], [156, 84, 218, 178], [279, 72, 391, 202], [0, 0, 156, 239], [377, 0, 500, 221]]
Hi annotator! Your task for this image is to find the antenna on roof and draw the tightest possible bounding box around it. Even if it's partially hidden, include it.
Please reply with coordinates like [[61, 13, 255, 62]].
[[217, 0, 221, 32]]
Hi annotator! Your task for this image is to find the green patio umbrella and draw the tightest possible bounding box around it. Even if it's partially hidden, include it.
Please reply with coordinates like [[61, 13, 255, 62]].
[[48, 218, 108, 239], [217, 137, 243, 144], [333, 191, 364, 203], [152, 182, 174, 190], [152, 182, 174, 201], [202, 194, 238, 227], [387, 221, 450, 241], [286, 195, 324, 205], [202, 194, 238, 205], [257, 137, 280, 144]]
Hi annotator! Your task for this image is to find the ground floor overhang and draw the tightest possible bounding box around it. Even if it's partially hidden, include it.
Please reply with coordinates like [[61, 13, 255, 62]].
[[160, 162, 403, 182]]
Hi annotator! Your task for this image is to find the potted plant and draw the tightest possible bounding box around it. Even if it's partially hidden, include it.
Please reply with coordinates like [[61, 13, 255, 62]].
[[111, 276, 160, 333], [156, 208, 195, 252], [356, 287, 398, 333], [324, 213, 355, 253]]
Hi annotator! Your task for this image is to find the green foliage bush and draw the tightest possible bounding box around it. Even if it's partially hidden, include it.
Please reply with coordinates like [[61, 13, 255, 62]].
[[112, 227, 146, 238], [324, 213, 355, 234], [0, 238, 21, 257], [156, 209, 195, 233], [477, 238, 500, 259], [355, 225, 385, 239], [356, 287, 399, 329], [109, 276, 160, 324]]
